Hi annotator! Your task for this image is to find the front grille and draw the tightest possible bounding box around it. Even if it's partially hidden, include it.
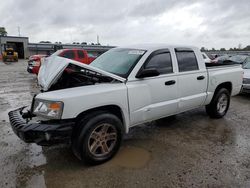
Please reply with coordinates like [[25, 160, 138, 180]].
[[243, 78, 250, 84], [7, 51, 14, 55]]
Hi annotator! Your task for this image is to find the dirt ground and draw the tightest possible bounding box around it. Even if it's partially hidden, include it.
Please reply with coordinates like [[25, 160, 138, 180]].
[[0, 60, 250, 188]]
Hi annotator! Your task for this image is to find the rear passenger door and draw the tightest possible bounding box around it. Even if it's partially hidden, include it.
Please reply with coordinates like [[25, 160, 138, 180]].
[[175, 48, 207, 112], [127, 49, 178, 125]]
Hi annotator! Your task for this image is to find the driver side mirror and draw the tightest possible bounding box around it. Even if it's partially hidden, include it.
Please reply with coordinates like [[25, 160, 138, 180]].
[[136, 68, 160, 78]]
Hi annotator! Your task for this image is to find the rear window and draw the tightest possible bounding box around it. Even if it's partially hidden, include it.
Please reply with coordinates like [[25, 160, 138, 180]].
[[61, 50, 75, 59], [175, 50, 199, 72]]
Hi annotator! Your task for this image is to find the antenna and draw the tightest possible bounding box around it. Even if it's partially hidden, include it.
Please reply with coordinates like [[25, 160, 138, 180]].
[[18, 26, 21, 37]]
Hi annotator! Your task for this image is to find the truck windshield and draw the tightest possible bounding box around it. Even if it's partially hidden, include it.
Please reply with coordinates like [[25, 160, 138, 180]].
[[90, 48, 146, 78]]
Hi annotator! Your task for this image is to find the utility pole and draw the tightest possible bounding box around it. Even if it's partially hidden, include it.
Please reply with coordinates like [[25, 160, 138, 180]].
[[18, 26, 21, 37], [97, 35, 100, 44]]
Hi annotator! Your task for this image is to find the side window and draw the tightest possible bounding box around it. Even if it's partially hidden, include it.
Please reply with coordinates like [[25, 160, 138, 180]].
[[145, 52, 173, 74], [77, 50, 85, 59], [61, 50, 75, 59], [176, 50, 199, 72]]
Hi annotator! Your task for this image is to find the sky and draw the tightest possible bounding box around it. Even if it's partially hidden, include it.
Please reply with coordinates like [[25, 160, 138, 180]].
[[1, 0, 250, 49]]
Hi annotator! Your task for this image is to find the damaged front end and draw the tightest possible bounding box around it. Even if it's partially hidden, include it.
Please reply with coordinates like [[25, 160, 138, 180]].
[[8, 56, 125, 145], [8, 105, 75, 146]]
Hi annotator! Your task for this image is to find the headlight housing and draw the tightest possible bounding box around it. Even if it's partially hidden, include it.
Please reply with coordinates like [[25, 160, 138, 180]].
[[33, 99, 63, 119]]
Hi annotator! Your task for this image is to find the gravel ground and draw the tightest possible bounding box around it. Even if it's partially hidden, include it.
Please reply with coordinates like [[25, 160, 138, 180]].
[[0, 60, 250, 188]]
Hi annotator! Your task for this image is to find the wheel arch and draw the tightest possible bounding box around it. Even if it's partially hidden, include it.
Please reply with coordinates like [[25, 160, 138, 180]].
[[75, 105, 129, 133], [214, 82, 232, 95]]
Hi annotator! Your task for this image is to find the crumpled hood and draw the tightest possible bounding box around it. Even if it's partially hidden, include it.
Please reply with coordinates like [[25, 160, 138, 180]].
[[38, 56, 125, 91], [243, 69, 250, 79]]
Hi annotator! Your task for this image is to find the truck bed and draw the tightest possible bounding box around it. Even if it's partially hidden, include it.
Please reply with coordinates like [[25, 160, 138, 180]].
[[205, 62, 240, 68]]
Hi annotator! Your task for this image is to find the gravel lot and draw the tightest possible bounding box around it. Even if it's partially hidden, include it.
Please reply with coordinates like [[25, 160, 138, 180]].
[[0, 60, 250, 188]]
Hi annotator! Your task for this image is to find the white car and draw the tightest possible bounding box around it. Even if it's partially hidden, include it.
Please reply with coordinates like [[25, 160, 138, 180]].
[[202, 52, 212, 63], [9, 44, 243, 165], [242, 57, 250, 93]]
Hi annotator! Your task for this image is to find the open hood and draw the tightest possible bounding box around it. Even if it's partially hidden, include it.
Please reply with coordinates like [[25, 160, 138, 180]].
[[38, 56, 125, 91]]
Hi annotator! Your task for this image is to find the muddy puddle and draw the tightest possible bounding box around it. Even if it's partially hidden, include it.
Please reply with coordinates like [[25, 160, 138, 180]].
[[107, 146, 151, 168]]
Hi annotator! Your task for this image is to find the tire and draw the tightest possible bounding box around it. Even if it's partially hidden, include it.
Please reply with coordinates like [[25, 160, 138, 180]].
[[72, 111, 123, 165], [206, 88, 230, 118]]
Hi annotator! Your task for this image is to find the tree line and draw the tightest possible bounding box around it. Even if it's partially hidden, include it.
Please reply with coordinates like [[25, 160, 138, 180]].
[[201, 45, 250, 52]]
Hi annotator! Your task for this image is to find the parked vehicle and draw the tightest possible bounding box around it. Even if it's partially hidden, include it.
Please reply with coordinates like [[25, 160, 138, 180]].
[[211, 55, 231, 63], [242, 57, 250, 93], [229, 55, 249, 64], [2, 48, 18, 62], [9, 44, 243, 165], [27, 49, 96, 75], [27, 54, 48, 74], [52, 49, 96, 64], [202, 52, 212, 63]]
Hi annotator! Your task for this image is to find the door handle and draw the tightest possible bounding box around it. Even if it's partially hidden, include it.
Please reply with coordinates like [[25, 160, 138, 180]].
[[165, 80, 176, 85], [197, 76, 205, 80]]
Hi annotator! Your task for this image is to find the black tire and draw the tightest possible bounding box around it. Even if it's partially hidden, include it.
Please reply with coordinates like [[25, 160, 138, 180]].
[[206, 88, 230, 118], [72, 111, 123, 165]]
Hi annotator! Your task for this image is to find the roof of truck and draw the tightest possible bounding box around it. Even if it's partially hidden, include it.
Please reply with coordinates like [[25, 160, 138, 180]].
[[121, 43, 198, 51]]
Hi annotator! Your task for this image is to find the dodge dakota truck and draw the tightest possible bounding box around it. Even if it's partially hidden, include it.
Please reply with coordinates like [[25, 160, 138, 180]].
[[8, 44, 243, 165]]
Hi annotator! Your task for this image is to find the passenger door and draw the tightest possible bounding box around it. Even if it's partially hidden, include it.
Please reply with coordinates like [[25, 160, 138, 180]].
[[175, 48, 207, 112], [127, 50, 179, 125]]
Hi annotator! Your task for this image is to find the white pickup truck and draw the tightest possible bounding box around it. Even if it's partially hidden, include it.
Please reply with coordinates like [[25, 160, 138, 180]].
[[9, 44, 243, 164]]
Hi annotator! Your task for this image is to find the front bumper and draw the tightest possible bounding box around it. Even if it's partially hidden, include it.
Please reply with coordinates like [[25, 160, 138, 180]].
[[27, 66, 33, 73], [8, 107, 75, 146], [242, 84, 250, 93]]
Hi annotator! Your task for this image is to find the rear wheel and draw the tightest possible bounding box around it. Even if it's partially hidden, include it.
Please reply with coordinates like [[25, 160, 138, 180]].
[[72, 111, 123, 165], [206, 88, 230, 118]]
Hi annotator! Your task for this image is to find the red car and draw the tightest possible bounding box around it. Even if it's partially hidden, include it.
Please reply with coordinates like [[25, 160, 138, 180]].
[[27, 49, 96, 75], [27, 54, 48, 74]]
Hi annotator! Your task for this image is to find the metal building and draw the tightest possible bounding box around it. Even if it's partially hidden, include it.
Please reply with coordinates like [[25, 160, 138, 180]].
[[0, 35, 114, 59], [0, 36, 29, 59]]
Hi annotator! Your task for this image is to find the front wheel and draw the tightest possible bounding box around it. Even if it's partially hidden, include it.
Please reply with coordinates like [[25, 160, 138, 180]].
[[206, 88, 230, 118], [72, 112, 123, 165]]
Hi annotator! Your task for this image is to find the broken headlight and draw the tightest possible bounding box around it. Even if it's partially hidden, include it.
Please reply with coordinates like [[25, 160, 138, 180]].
[[33, 99, 63, 119]]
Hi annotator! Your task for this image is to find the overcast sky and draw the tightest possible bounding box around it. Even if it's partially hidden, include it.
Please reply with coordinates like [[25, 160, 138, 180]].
[[1, 0, 250, 49]]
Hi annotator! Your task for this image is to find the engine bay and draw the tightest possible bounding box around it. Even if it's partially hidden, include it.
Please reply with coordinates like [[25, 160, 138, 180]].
[[48, 64, 118, 91]]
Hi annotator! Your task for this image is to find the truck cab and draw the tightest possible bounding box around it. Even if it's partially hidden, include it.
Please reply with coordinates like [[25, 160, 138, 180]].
[[58, 49, 95, 64]]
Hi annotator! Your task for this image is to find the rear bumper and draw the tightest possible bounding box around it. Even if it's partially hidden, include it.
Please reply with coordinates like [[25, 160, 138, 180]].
[[8, 107, 75, 146]]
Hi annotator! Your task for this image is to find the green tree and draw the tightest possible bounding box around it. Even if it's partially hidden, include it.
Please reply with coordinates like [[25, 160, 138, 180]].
[[39, 41, 51, 43], [243, 45, 250, 51], [0, 27, 7, 36], [220, 48, 226, 51], [200, 47, 206, 51]]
